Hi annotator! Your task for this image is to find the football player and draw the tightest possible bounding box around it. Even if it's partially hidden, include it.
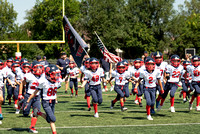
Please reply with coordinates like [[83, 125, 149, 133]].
[[134, 58, 164, 120], [157, 55, 183, 112], [108, 62, 131, 112], [80, 58, 91, 111], [0, 60, 5, 124], [187, 55, 200, 111], [23, 61, 44, 133], [66, 61, 79, 97], [131, 58, 144, 107], [78, 58, 105, 118], [26, 64, 61, 134]]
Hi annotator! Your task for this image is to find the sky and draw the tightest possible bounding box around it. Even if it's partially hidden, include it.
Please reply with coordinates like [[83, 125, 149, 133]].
[[7, 0, 186, 25]]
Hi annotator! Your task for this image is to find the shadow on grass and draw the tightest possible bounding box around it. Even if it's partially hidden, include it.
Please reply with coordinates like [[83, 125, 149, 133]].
[[70, 114, 93, 117], [176, 110, 190, 113], [127, 111, 146, 114], [122, 116, 146, 120], [56, 101, 69, 103], [100, 111, 115, 114], [8, 128, 29, 132]]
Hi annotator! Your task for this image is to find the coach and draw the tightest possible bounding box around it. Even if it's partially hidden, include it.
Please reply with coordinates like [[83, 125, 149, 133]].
[[56, 52, 70, 93]]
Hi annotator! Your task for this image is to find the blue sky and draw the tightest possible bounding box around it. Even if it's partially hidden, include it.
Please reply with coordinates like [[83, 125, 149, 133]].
[[7, 0, 185, 25]]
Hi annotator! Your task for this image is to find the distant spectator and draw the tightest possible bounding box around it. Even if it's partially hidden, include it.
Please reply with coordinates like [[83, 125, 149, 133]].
[[56, 52, 70, 93], [43, 56, 49, 66], [143, 51, 149, 62], [36, 55, 48, 67]]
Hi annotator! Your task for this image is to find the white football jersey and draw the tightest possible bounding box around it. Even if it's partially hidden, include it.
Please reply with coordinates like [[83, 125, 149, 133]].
[[24, 73, 40, 95], [155, 61, 168, 82], [7, 71, 16, 84], [181, 69, 192, 82], [0, 69, 4, 87], [131, 68, 142, 81], [165, 65, 183, 83], [15, 67, 23, 82], [84, 68, 104, 85], [80, 65, 87, 74], [112, 70, 130, 85], [2, 66, 11, 78], [125, 66, 132, 83], [140, 69, 161, 88], [187, 65, 200, 82], [67, 67, 79, 79], [38, 77, 61, 100]]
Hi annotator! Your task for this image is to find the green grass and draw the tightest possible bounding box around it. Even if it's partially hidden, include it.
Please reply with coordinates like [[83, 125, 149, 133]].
[[1, 83, 200, 134]]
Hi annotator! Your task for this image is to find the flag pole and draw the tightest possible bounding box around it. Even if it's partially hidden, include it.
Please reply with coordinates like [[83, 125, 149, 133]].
[[94, 31, 108, 51]]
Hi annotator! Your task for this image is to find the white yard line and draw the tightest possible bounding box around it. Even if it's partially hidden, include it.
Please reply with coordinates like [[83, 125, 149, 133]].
[[1, 123, 200, 130]]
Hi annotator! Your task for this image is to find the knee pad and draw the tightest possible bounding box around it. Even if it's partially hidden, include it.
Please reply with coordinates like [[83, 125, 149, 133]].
[[47, 115, 56, 123], [98, 99, 103, 104]]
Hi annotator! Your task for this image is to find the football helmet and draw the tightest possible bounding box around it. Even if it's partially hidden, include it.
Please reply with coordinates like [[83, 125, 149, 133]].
[[0, 60, 4, 70], [145, 58, 155, 71], [69, 61, 75, 69], [84, 58, 90, 69], [122, 59, 129, 71], [22, 63, 31, 73], [183, 61, 191, 70], [11, 63, 20, 73], [89, 58, 99, 70], [20, 58, 29, 66], [134, 58, 142, 69], [6, 58, 13, 68], [45, 64, 61, 83], [191, 55, 200, 67], [170, 55, 181, 67], [31, 61, 44, 76], [153, 51, 163, 65], [116, 62, 126, 74]]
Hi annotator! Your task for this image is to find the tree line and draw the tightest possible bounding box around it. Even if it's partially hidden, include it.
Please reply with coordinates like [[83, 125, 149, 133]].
[[0, 0, 199, 60]]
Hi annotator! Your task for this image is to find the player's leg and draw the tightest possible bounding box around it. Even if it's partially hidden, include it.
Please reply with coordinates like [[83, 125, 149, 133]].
[[124, 82, 129, 100], [156, 82, 164, 108], [169, 83, 178, 112], [13, 85, 19, 109], [74, 78, 78, 97], [150, 88, 156, 114], [181, 79, 188, 103], [6, 84, 13, 105], [144, 89, 153, 120], [194, 83, 200, 111], [137, 83, 144, 107], [97, 84, 103, 105], [0, 88, 4, 124], [131, 83, 139, 104], [90, 86, 99, 117], [69, 78, 74, 97], [2, 86, 5, 105], [85, 83, 91, 111]]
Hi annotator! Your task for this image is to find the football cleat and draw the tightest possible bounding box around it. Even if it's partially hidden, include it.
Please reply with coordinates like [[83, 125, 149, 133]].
[[189, 103, 193, 111], [110, 100, 115, 109], [183, 98, 187, 103], [151, 109, 156, 114], [71, 93, 73, 97], [15, 109, 20, 114], [0, 114, 3, 120], [75, 94, 78, 98], [170, 106, 175, 113], [110, 85, 114, 91], [157, 105, 163, 112], [121, 106, 128, 112], [88, 107, 91, 111], [29, 127, 38, 133], [196, 106, 200, 111], [94, 112, 99, 118], [139, 102, 143, 107], [179, 91, 182, 98], [14, 104, 18, 109], [134, 100, 139, 105], [0, 121, 2, 125], [65, 90, 68, 94], [147, 115, 153, 120], [8, 101, 11, 105], [102, 88, 105, 92]]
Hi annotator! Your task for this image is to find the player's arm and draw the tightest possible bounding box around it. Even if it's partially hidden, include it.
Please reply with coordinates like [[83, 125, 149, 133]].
[[78, 80, 88, 88], [107, 77, 114, 84], [6, 78, 15, 88], [80, 72, 84, 84], [133, 78, 142, 94], [157, 78, 164, 94], [26, 89, 40, 103]]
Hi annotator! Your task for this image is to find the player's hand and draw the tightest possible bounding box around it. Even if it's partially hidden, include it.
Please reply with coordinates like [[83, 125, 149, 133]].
[[78, 85, 83, 88], [18, 94, 24, 100], [132, 81, 135, 84], [133, 88, 138, 94], [160, 90, 164, 94], [60, 67, 63, 70], [24, 102, 29, 110]]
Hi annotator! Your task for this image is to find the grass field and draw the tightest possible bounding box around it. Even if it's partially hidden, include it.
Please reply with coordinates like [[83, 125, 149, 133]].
[[0, 82, 200, 134]]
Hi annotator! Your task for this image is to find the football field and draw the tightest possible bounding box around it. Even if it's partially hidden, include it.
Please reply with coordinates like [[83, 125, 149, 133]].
[[0, 83, 200, 134]]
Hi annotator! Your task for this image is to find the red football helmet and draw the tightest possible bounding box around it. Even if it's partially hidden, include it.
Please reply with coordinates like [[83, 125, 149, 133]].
[[69, 61, 75, 69], [145, 58, 155, 71], [117, 62, 126, 74], [170, 55, 181, 67], [11, 63, 20, 73], [191, 55, 200, 67], [153, 51, 163, 65], [31, 61, 44, 76], [6, 58, 13, 68], [84, 58, 90, 69], [22, 63, 31, 73], [122, 60, 129, 71], [45, 65, 61, 83], [89, 58, 99, 71], [134, 58, 142, 69], [0, 60, 4, 70]]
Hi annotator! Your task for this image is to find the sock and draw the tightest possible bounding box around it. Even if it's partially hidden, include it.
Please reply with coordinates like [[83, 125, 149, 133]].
[[120, 101, 124, 107], [53, 132, 57, 134], [190, 95, 195, 104], [9, 99, 11, 103], [182, 91, 186, 99], [86, 96, 90, 108], [160, 98, 165, 106], [156, 95, 162, 102], [93, 104, 98, 113], [30, 117, 37, 128], [135, 95, 138, 101], [151, 106, 154, 110], [71, 89, 73, 94], [75, 90, 78, 95], [104, 85, 107, 90], [146, 105, 150, 115], [113, 98, 118, 104], [0, 107, 2, 114], [170, 97, 174, 107], [14, 100, 18, 105], [197, 96, 200, 107], [138, 97, 141, 103]]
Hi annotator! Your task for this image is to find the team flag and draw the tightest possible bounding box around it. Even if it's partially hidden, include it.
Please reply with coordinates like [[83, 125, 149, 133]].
[[95, 32, 122, 63], [63, 16, 88, 67]]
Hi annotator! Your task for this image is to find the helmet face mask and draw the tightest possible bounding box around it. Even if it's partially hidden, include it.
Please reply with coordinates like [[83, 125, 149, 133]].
[[171, 59, 181, 67], [7, 61, 13, 68], [192, 60, 199, 67], [84, 61, 90, 69], [134, 61, 141, 69], [22, 63, 31, 73], [32, 65, 44, 76], [69, 62, 75, 69], [145, 62, 155, 71], [45, 65, 61, 83], [11, 63, 19, 73], [154, 56, 163, 65], [117, 62, 126, 74]]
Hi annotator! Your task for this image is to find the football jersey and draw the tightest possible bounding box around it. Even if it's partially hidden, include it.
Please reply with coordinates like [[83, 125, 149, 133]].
[[140, 69, 161, 88], [131, 68, 142, 81], [0, 69, 4, 87], [80, 65, 87, 74], [125, 66, 132, 83], [181, 69, 192, 82], [38, 77, 61, 100], [24, 73, 40, 95], [112, 70, 130, 85], [2, 66, 11, 78], [187, 65, 200, 82], [15, 67, 23, 82], [155, 61, 168, 82], [67, 67, 79, 79], [165, 65, 183, 83], [7, 71, 16, 85], [84, 68, 104, 85]]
